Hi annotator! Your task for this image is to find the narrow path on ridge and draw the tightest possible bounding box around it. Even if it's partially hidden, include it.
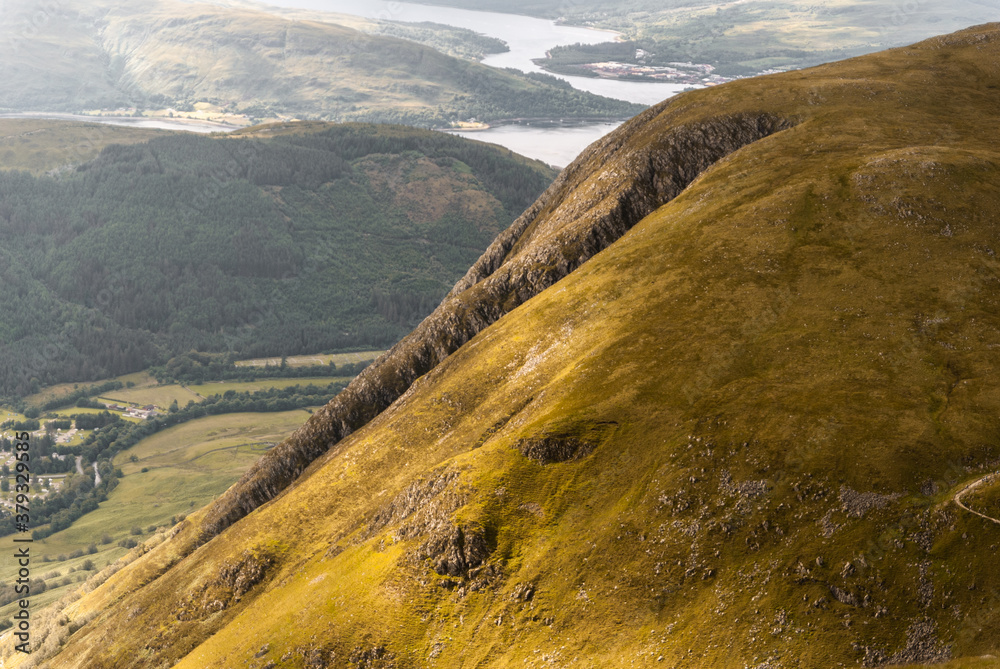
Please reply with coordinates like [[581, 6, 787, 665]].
[[954, 473, 1000, 526]]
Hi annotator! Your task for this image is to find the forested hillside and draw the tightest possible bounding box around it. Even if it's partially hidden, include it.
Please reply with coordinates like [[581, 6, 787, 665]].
[[0, 123, 556, 397]]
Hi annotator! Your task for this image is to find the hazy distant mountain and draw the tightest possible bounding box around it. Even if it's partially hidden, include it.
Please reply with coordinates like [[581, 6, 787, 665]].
[[22, 23, 1000, 669], [0, 0, 642, 125], [410, 0, 1000, 75]]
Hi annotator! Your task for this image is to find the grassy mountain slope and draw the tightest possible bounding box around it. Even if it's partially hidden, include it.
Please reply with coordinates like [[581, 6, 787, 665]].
[[18, 23, 1000, 669], [0, 122, 556, 396], [0, 0, 642, 125]]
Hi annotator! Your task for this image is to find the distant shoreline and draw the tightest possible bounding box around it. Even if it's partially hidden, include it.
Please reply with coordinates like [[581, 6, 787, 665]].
[[0, 112, 240, 134], [442, 115, 635, 132], [0, 112, 638, 136]]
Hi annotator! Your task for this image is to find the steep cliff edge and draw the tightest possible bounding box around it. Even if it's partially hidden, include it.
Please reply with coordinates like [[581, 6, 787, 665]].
[[16, 23, 1000, 669]]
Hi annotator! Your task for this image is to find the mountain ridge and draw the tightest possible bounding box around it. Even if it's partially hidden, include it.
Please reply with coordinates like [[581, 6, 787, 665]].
[[199, 109, 796, 540], [11, 22, 1000, 669]]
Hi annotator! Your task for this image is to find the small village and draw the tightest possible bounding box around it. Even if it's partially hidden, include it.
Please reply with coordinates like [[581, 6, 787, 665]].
[[0, 400, 163, 510], [579, 58, 785, 86], [102, 403, 159, 421]]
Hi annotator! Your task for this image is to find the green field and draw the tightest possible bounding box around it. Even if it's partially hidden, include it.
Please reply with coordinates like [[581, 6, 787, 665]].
[[22, 382, 86, 409], [114, 410, 312, 477], [23, 369, 347, 413], [188, 377, 351, 396], [22, 372, 159, 409], [235, 351, 384, 368], [48, 406, 142, 423], [98, 377, 348, 407], [97, 385, 203, 409], [0, 409, 28, 424], [0, 547, 121, 624]]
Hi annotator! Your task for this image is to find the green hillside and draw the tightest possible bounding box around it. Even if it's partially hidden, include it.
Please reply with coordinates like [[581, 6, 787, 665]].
[[0, 120, 167, 175], [0, 0, 642, 125], [0, 122, 556, 397], [10, 22, 1000, 669]]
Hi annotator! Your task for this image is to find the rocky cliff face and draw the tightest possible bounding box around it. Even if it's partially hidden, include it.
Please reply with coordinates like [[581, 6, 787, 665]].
[[22, 23, 1000, 669]]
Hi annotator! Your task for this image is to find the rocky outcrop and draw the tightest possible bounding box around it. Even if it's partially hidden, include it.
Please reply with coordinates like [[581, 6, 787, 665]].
[[366, 470, 464, 539], [513, 421, 616, 464], [419, 524, 491, 578], [516, 436, 595, 464], [839, 486, 900, 518], [175, 548, 277, 621], [862, 618, 952, 667], [364, 470, 492, 578], [201, 109, 795, 539]]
